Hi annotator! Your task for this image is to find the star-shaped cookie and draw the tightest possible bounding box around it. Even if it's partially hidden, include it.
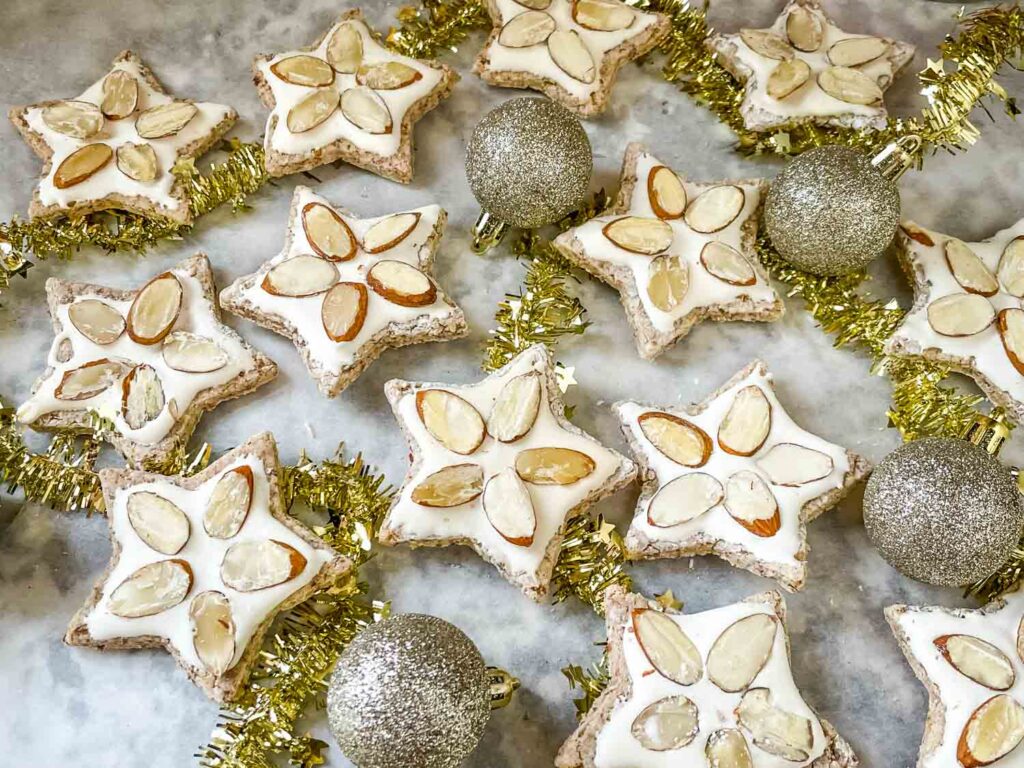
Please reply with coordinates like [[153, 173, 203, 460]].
[[252, 9, 458, 182], [377, 344, 636, 601], [473, 0, 669, 117], [615, 360, 869, 591], [707, 0, 914, 133], [556, 585, 858, 767], [887, 219, 1024, 425], [553, 143, 784, 360], [220, 186, 467, 398], [65, 432, 350, 702], [9, 50, 236, 224], [16, 253, 278, 469], [887, 588, 1024, 767]]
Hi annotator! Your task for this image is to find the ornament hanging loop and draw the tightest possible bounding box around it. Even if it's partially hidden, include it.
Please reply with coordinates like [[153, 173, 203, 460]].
[[872, 135, 922, 181], [486, 666, 520, 710], [472, 212, 510, 254]]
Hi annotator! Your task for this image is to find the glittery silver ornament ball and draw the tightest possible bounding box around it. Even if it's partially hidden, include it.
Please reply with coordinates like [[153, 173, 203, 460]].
[[327, 614, 490, 768], [863, 437, 1024, 586], [465, 97, 592, 229], [764, 145, 901, 276]]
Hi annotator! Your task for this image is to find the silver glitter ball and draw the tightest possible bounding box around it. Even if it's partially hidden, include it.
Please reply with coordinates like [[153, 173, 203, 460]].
[[465, 97, 592, 229], [764, 145, 901, 276], [327, 614, 490, 768], [863, 437, 1024, 586]]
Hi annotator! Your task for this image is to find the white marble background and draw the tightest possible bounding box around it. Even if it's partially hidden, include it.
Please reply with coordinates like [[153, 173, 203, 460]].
[[2, 1, 1023, 766]]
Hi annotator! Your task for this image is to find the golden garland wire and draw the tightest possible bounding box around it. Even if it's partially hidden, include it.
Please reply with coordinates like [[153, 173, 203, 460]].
[[386, 0, 489, 58]]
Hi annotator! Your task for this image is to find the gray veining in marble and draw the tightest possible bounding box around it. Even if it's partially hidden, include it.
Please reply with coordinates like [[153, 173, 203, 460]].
[[2, 1, 1023, 766]]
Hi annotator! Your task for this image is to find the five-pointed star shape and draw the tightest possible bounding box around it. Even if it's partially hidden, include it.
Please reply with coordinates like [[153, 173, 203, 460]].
[[707, 0, 914, 133], [887, 589, 1024, 767], [253, 9, 457, 182], [887, 218, 1024, 425], [554, 143, 784, 360], [66, 432, 350, 703], [615, 360, 869, 592], [473, 0, 669, 117], [9, 50, 236, 224], [17, 253, 277, 470], [220, 185, 467, 398], [377, 344, 636, 601], [555, 586, 858, 767]]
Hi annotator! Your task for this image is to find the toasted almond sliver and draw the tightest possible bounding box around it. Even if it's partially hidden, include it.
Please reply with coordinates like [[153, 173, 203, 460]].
[[736, 688, 813, 762], [632, 608, 703, 685], [55, 359, 127, 401], [648, 472, 724, 527], [827, 36, 889, 67], [326, 22, 363, 73], [685, 185, 745, 234], [367, 260, 436, 307], [572, 0, 635, 32], [785, 6, 823, 52], [945, 239, 999, 296], [707, 613, 777, 692], [515, 447, 596, 485], [127, 272, 183, 345], [998, 308, 1024, 376], [270, 55, 335, 87], [706, 729, 754, 768], [135, 102, 199, 139], [648, 165, 687, 220], [935, 634, 1015, 691], [647, 255, 689, 313], [701, 241, 756, 286], [356, 61, 424, 90], [739, 29, 794, 60], [488, 371, 542, 443], [515, 0, 551, 7], [190, 591, 236, 675], [162, 331, 229, 373], [483, 468, 536, 547], [127, 491, 190, 555], [499, 10, 557, 48], [121, 363, 166, 430], [958, 695, 1024, 767], [757, 443, 833, 486], [901, 223, 935, 247], [817, 66, 883, 106], [603, 216, 673, 255], [718, 385, 771, 457], [287, 88, 340, 134], [630, 696, 699, 751], [363, 212, 421, 254], [220, 539, 307, 592], [261, 255, 338, 297], [116, 142, 159, 182], [998, 237, 1024, 297], [725, 470, 780, 537], [340, 87, 393, 134], [411, 463, 484, 507], [548, 29, 596, 83], [68, 300, 125, 345], [638, 411, 712, 467], [416, 390, 486, 455], [322, 282, 368, 342], [204, 465, 254, 539], [101, 70, 139, 119], [302, 203, 357, 262], [42, 100, 104, 139], [767, 58, 811, 100], [926, 293, 996, 337], [54, 143, 114, 189], [109, 559, 193, 618]]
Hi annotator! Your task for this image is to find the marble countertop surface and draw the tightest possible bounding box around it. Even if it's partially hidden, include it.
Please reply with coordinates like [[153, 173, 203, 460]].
[[3, 1, 1024, 766]]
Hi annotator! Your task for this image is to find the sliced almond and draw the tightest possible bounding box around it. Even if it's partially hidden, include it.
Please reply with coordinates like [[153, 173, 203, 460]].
[[631, 608, 703, 685], [127, 271, 183, 345], [936, 635, 1016, 691], [204, 465, 254, 539], [190, 591, 236, 675], [487, 371, 542, 442], [927, 293, 996, 337], [828, 36, 889, 67], [515, 0, 551, 7], [515, 447, 596, 485], [116, 142, 159, 182], [757, 443, 834, 487], [572, 0, 634, 32], [999, 309, 1024, 376], [901, 223, 935, 247], [109, 559, 192, 618], [55, 359, 126, 401], [302, 203, 357, 262], [767, 58, 811, 100], [498, 10, 556, 48], [959, 695, 1024, 768], [718, 385, 771, 457], [736, 688, 814, 762], [946, 239, 999, 296], [358, 61, 422, 90], [326, 22, 363, 73], [630, 695, 699, 751], [363, 212, 421, 253], [121, 364, 165, 430], [411, 463, 484, 507], [739, 29, 794, 60], [367, 260, 437, 307], [818, 66, 883, 105], [999, 237, 1024, 297], [1018, 616, 1024, 666], [638, 411, 711, 467], [322, 282, 368, 342], [42, 100, 104, 139], [101, 70, 138, 119], [270, 55, 335, 87], [685, 185, 745, 234], [706, 729, 753, 768], [221, 539, 307, 592], [162, 331, 229, 373], [127, 491, 190, 555], [53, 143, 113, 189], [68, 299, 125, 345], [725, 470, 780, 537], [340, 87, 392, 134], [416, 390, 486, 455], [261, 255, 338, 297], [648, 166, 687, 220], [135, 102, 199, 139], [708, 613, 777, 692], [483, 467, 536, 547], [785, 6, 823, 52], [602, 216, 674, 255], [648, 472, 724, 527], [286, 88, 340, 134], [701, 241, 757, 286], [547, 29, 596, 83], [647, 255, 688, 313]]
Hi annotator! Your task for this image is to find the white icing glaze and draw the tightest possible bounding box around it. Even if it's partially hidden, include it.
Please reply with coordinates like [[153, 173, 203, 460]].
[[17, 263, 257, 446], [556, 149, 778, 334], [482, 0, 661, 100], [84, 452, 331, 673], [258, 18, 444, 158], [618, 364, 851, 567], [595, 597, 826, 767], [23, 58, 233, 212], [385, 345, 624, 580]]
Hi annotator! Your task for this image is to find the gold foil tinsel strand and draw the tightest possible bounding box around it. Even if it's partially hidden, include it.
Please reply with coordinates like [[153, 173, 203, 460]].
[[563, 649, 611, 720], [386, 0, 489, 58]]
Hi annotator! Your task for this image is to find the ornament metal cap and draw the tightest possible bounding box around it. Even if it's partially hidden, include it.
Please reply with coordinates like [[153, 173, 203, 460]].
[[487, 666, 520, 709], [961, 410, 1012, 457], [871, 135, 922, 182]]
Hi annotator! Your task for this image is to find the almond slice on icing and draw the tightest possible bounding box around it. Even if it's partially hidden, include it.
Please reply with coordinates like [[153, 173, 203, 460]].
[[411, 463, 484, 507], [945, 239, 999, 296], [701, 241, 757, 285], [363, 212, 421, 253], [901, 223, 935, 247], [602, 216, 673, 255], [739, 29, 794, 60], [707, 613, 777, 692], [109, 559, 193, 618], [204, 465, 254, 539], [357, 62, 423, 90], [127, 491, 190, 555], [736, 688, 814, 762], [302, 203, 357, 262], [685, 185, 745, 234], [515, 447, 595, 485], [326, 22, 363, 73], [270, 55, 335, 87], [828, 36, 889, 67], [935, 634, 1015, 691], [572, 0, 634, 32], [101, 70, 139, 119], [322, 282, 368, 342], [483, 468, 536, 547], [785, 6, 823, 52], [725, 470, 780, 537], [647, 255, 689, 312], [757, 443, 834, 486], [706, 729, 753, 768], [515, 0, 551, 7], [648, 472, 724, 527], [116, 142, 159, 182], [818, 66, 883, 105], [287, 88, 340, 133], [162, 331, 228, 373], [53, 143, 113, 189], [416, 389, 486, 455], [340, 87, 393, 134], [135, 102, 199, 139], [261, 255, 338, 297], [926, 293, 996, 337], [121, 364, 165, 430], [55, 359, 127, 401], [221, 540, 307, 592], [127, 271, 183, 345], [42, 100, 104, 139], [498, 10, 556, 48], [767, 58, 811, 100], [999, 237, 1024, 297], [68, 300, 125, 345], [958, 695, 1024, 768], [632, 608, 703, 685], [488, 371, 542, 442], [630, 696, 699, 751], [648, 165, 687, 220], [548, 29, 596, 83], [999, 309, 1024, 376], [1018, 617, 1024, 665], [638, 411, 712, 467], [367, 260, 437, 306], [190, 591, 236, 675], [718, 385, 771, 456]]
